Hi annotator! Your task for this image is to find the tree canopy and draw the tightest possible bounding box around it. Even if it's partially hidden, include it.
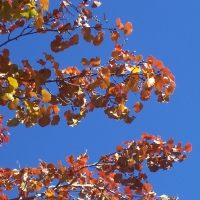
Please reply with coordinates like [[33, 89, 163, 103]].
[[0, 1, 192, 200]]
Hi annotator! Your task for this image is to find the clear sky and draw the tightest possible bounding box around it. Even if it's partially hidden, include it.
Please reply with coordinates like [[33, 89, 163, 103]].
[[1, 0, 200, 199]]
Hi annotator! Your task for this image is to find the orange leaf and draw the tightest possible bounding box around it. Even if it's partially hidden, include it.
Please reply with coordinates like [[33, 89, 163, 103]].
[[116, 18, 123, 30], [93, 31, 104, 46], [124, 22, 133, 35], [141, 133, 155, 140], [45, 189, 55, 197], [110, 31, 120, 42], [143, 183, 152, 193], [66, 155, 75, 165], [90, 56, 101, 67], [133, 102, 143, 113], [39, 0, 49, 10], [147, 55, 164, 70], [185, 143, 192, 152]]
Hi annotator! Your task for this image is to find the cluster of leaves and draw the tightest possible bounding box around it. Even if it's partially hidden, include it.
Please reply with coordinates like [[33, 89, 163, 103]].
[[0, 0, 176, 127], [0, 133, 192, 200], [0, 46, 176, 128]]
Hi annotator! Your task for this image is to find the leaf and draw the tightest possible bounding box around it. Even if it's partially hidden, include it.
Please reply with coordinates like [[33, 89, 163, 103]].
[[90, 56, 101, 67], [185, 143, 192, 152], [124, 22, 133, 35], [43, 52, 54, 63], [110, 32, 120, 42], [82, 8, 92, 18], [81, 58, 90, 66], [114, 173, 122, 183], [69, 34, 79, 46], [51, 115, 60, 125], [37, 59, 46, 66], [7, 118, 19, 127], [116, 18, 123, 30], [133, 102, 143, 113], [66, 155, 75, 165], [39, 0, 49, 11], [3, 135, 9, 144], [45, 189, 55, 197], [8, 77, 18, 88], [41, 89, 51, 103], [91, 1, 102, 8], [38, 116, 51, 127], [141, 133, 155, 140], [93, 32, 104, 46], [34, 8, 44, 29], [143, 183, 152, 193], [8, 98, 19, 110]]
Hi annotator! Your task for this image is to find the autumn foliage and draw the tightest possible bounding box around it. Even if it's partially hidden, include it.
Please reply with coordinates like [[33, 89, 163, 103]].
[[0, 0, 191, 200]]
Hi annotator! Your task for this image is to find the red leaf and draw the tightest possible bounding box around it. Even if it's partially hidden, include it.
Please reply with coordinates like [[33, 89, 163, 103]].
[[3, 135, 9, 144], [185, 143, 192, 153]]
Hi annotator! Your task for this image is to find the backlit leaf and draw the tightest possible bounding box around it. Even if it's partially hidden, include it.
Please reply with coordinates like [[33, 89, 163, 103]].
[[124, 22, 133, 35], [133, 102, 143, 113], [90, 57, 101, 67], [41, 89, 51, 103], [110, 31, 120, 42], [3, 135, 9, 144], [116, 18, 123, 30], [39, 0, 49, 11], [93, 32, 104, 46], [45, 189, 54, 197], [8, 77, 18, 88], [141, 133, 155, 140], [185, 143, 192, 152], [143, 183, 152, 193]]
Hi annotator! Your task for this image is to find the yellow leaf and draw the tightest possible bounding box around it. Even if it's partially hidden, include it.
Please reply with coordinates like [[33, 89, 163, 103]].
[[131, 66, 141, 74], [8, 77, 18, 88], [39, 0, 49, 11], [45, 189, 55, 197], [41, 89, 51, 103]]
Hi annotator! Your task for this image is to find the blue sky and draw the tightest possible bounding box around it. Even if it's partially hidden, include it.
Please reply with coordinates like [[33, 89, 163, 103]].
[[1, 0, 200, 199]]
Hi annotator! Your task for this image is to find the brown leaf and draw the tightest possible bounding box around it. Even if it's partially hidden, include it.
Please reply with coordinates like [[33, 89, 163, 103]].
[[38, 116, 51, 127], [82, 8, 92, 18], [69, 34, 79, 46], [93, 32, 104, 46]]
